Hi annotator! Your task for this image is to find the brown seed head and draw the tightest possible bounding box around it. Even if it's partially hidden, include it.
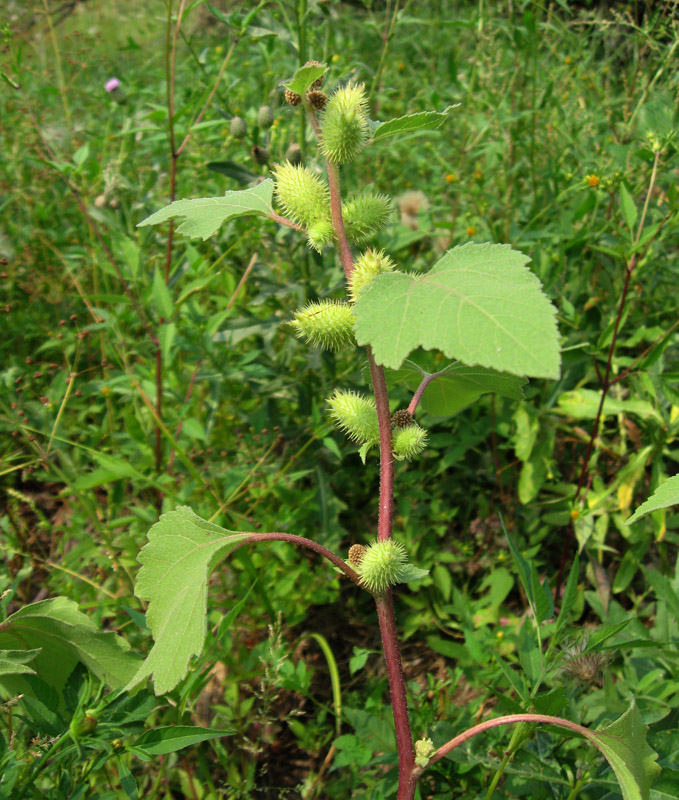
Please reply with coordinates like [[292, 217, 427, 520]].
[[306, 89, 328, 110], [284, 88, 302, 106], [392, 410, 414, 429], [348, 544, 367, 565]]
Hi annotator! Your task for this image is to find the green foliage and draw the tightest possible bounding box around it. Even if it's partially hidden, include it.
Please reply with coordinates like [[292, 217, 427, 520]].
[[0, 597, 141, 691], [354, 243, 561, 377], [628, 475, 679, 524], [137, 179, 274, 239], [128, 507, 250, 695]]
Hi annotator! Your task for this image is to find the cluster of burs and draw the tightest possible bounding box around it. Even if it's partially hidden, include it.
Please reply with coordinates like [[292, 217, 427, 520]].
[[276, 66, 428, 464]]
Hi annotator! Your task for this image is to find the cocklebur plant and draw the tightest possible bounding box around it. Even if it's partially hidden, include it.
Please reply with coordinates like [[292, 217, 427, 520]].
[[132, 62, 660, 800]]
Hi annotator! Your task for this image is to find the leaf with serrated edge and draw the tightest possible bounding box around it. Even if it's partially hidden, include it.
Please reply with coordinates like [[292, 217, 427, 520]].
[[0, 648, 40, 677], [388, 359, 526, 416], [589, 699, 661, 800], [132, 725, 232, 755], [0, 597, 141, 690], [137, 180, 274, 240], [354, 243, 560, 379], [627, 474, 679, 524], [371, 106, 459, 142], [126, 507, 251, 695], [282, 64, 327, 96]]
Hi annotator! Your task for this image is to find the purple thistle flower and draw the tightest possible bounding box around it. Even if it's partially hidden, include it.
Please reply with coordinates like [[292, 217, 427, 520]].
[[104, 77, 121, 93]]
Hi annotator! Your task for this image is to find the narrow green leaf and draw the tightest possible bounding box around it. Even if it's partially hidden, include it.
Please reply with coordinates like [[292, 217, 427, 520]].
[[530, 562, 554, 623], [0, 648, 40, 677], [131, 725, 232, 755], [641, 566, 679, 621], [159, 322, 176, 364], [555, 554, 580, 634], [126, 507, 252, 695], [619, 184, 638, 232], [354, 243, 560, 379], [151, 268, 173, 320], [627, 474, 679, 524], [117, 757, 139, 800], [491, 651, 528, 700], [282, 64, 327, 96], [0, 597, 141, 690], [370, 106, 459, 142], [589, 699, 661, 800], [504, 527, 535, 611], [137, 180, 274, 240], [585, 619, 633, 651]]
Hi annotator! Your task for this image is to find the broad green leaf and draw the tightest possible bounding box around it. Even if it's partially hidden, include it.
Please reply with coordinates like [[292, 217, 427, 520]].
[[397, 563, 429, 584], [282, 63, 327, 96], [557, 389, 660, 422], [0, 597, 141, 690], [127, 507, 251, 695], [619, 184, 638, 232], [131, 725, 232, 755], [649, 768, 679, 800], [0, 648, 40, 677], [627, 474, 679, 524], [641, 566, 679, 621], [589, 699, 661, 800], [387, 360, 526, 416], [137, 180, 274, 240], [117, 757, 139, 800], [370, 106, 459, 142], [354, 243, 560, 378]]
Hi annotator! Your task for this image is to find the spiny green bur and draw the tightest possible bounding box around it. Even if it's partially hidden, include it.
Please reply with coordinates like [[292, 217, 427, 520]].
[[327, 390, 379, 444], [349, 249, 397, 301], [273, 162, 330, 228], [393, 424, 428, 461], [291, 301, 355, 351], [356, 539, 409, 594], [321, 82, 370, 164], [342, 192, 393, 244]]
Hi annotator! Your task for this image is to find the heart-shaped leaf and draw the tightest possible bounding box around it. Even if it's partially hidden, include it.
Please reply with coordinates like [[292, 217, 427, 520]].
[[354, 242, 560, 379]]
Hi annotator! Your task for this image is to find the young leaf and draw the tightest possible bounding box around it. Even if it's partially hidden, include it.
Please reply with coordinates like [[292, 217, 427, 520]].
[[137, 180, 274, 240], [370, 106, 459, 142], [555, 554, 580, 634], [627, 474, 679, 524], [282, 63, 327, 96], [619, 183, 638, 233], [0, 598, 141, 690], [131, 725, 232, 755], [589, 699, 661, 800], [126, 507, 251, 695], [152, 268, 174, 320], [354, 243, 560, 378]]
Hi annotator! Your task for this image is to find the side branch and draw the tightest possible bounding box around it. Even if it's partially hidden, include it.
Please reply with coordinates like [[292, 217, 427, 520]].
[[233, 532, 360, 586]]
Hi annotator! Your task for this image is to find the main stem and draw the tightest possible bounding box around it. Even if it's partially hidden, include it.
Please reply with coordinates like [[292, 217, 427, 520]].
[[316, 112, 415, 796]]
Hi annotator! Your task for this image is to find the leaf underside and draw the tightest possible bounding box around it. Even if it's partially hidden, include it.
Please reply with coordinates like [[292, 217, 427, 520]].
[[137, 179, 274, 240], [127, 507, 251, 695]]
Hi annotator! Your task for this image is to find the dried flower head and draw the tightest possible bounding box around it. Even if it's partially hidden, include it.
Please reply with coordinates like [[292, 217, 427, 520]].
[[558, 636, 612, 685], [348, 544, 367, 565], [391, 409, 414, 429], [284, 88, 302, 106]]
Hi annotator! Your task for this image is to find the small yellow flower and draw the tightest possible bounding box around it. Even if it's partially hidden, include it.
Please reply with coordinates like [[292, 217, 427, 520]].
[[581, 73, 588, 81], [603, 65, 610, 73], [565, 56, 572, 65], [589, 82, 595, 89], [398, 62, 406, 71], [587, 174, 600, 188], [331, 54, 339, 63], [101, 386, 111, 396], [570, 508, 580, 520], [466, 226, 477, 236], [473, 169, 483, 181], [445, 173, 457, 183], [215, 45, 222, 55]]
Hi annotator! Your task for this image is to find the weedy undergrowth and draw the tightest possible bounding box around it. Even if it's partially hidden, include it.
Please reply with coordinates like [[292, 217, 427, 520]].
[[127, 62, 661, 800]]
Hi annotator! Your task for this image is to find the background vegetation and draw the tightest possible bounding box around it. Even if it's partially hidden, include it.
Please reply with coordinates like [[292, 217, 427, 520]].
[[1, 0, 678, 798]]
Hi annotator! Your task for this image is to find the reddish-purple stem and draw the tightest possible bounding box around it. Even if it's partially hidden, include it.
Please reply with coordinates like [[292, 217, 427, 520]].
[[418, 713, 591, 777], [233, 532, 360, 585], [408, 371, 448, 416]]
